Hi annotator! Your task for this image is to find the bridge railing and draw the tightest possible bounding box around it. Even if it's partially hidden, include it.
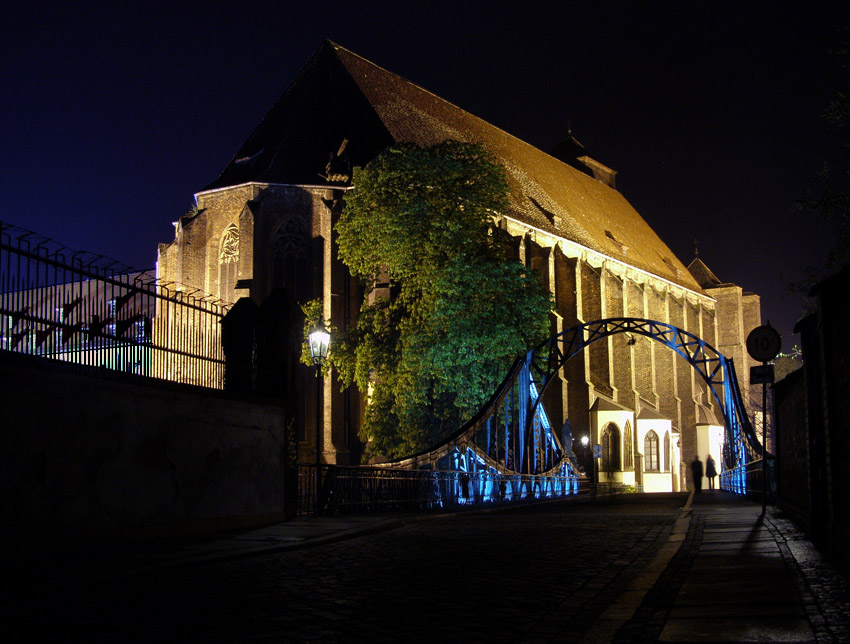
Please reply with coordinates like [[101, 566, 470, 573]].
[[297, 464, 589, 516], [720, 458, 775, 498]]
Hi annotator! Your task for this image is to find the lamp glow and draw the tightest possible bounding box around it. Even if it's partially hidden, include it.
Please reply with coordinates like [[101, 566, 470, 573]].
[[309, 320, 330, 365], [309, 318, 330, 516]]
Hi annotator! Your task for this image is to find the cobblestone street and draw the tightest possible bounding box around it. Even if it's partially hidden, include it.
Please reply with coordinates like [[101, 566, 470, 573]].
[[6, 496, 681, 642], [5, 493, 850, 643]]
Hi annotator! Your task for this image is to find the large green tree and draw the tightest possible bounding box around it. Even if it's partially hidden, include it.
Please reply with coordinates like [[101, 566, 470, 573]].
[[314, 141, 552, 459]]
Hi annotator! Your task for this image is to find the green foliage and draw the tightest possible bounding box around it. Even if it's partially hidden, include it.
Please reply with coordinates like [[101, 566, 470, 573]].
[[332, 141, 552, 459]]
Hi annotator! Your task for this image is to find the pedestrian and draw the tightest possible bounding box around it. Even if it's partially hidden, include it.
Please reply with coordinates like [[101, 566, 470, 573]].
[[690, 456, 703, 494], [705, 454, 717, 490], [460, 472, 470, 502]]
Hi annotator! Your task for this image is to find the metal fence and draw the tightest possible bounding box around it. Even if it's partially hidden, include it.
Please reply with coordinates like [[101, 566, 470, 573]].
[[720, 458, 775, 498], [0, 220, 229, 388], [298, 463, 589, 516]]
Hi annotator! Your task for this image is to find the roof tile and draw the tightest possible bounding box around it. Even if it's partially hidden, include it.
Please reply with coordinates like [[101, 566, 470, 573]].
[[205, 41, 704, 293]]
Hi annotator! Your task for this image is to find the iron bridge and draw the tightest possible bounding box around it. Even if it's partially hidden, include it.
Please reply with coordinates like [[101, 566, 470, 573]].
[[376, 318, 765, 502]]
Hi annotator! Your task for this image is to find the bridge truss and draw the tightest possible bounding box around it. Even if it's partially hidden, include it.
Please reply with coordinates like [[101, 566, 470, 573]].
[[383, 317, 764, 501]]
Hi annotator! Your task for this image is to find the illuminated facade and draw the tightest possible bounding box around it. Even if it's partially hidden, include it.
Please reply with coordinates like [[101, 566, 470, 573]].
[[0, 271, 154, 376], [157, 42, 759, 489]]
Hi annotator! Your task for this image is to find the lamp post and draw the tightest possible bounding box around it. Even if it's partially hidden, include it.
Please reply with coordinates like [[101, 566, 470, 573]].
[[308, 319, 330, 515], [580, 435, 594, 494]]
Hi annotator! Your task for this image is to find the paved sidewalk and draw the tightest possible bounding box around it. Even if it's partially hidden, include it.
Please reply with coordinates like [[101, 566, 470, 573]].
[[607, 491, 850, 643]]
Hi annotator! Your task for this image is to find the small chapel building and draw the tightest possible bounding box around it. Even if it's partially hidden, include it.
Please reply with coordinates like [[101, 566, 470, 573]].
[[156, 41, 759, 491]]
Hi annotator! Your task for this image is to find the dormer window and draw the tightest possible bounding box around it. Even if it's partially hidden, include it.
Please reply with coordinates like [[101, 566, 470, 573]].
[[662, 257, 680, 278], [605, 230, 627, 254]]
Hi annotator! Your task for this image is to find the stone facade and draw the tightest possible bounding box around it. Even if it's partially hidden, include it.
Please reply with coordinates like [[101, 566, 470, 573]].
[[687, 258, 761, 437], [158, 182, 759, 490], [159, 182, 362, 465], [156, 42, 761, 489]]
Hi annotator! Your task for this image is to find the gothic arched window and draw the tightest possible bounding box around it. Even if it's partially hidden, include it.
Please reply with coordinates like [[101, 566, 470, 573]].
[[624, 421, 634, 470], [663, 432, 670, 471], [601, 423, 621, 473], [218, 223, 239, 303], [273, 218, 309, 302], [645, 430, 660, 472]]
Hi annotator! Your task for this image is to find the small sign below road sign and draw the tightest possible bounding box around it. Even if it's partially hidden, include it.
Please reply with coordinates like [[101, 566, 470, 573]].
[[750, 364, 775, 385], [746, 324, 782, 363], [593, 444, 602, 459]]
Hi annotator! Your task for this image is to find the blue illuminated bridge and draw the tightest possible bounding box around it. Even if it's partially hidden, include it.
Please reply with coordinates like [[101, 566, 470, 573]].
[[308, 318, 768, 515]]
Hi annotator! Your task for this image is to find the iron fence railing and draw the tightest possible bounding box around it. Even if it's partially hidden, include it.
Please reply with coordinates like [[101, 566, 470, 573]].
[[297, 463, 589, 516], [720, 458, 774, 498], [0, 220, 229, 388]]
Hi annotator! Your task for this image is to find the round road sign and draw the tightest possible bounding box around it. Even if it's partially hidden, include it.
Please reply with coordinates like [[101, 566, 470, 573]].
[[746, 324, 781, 362]]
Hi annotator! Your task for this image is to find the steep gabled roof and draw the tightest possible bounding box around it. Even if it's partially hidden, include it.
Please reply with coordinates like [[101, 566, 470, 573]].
[[687, 257, 724, 289], [206, 41, 704, 293], [637, 405, 672, 421], [590, 393, 632, 413], [205, 42, 393, 189]]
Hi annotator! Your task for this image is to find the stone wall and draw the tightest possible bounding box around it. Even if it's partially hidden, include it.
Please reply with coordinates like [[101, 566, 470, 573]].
[[773, 367, 809, 528], [794, 264, 850, 574], [0, 351, 290, 543]]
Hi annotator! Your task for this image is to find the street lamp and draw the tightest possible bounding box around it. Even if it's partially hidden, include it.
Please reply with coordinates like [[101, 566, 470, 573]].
[[309, 319, 330, 366], [308, 319, 330, 515], [580, 435, 590, 471], [580, 435, 596, 494]]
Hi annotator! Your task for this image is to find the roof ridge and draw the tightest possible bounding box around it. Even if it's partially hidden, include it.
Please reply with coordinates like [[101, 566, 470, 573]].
[[202, 41, 705, 295], [204, 41, 337, 190], [331, 44, 624, 191], [687, 256, 723, 289], [330, 43, 591, 182]]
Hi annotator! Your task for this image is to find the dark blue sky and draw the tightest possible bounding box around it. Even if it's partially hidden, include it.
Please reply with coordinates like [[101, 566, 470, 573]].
[[2, 1, 847, 346]]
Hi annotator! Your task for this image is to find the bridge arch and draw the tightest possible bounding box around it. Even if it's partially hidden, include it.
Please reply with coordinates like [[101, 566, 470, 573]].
[[532, 318, 731, 420], [525, 318, 759, 479], [387, 317, 760, 497]]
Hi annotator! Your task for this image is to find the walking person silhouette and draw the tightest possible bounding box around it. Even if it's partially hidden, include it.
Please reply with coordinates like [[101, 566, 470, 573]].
[[690, 456, 703, 494], [705, 454, 717, 491]]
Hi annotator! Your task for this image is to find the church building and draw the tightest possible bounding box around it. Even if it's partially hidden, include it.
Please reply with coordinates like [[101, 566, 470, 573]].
[[157, 41, 759, 491]]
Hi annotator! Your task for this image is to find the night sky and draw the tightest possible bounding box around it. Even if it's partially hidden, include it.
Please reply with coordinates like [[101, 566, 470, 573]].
[[3, 2, 847, 347]]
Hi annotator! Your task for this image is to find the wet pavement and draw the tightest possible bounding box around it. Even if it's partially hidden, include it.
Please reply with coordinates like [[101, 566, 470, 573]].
[[3, 491, 849, 642]]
